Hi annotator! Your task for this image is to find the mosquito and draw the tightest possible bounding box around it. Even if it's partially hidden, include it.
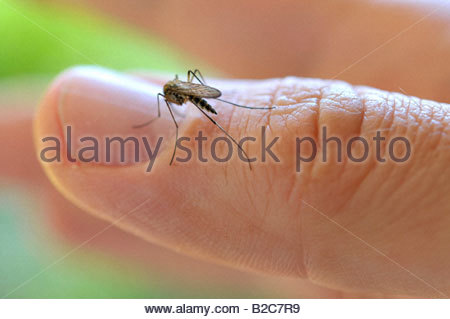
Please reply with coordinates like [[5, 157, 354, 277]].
[[133, 69, 275, 169]]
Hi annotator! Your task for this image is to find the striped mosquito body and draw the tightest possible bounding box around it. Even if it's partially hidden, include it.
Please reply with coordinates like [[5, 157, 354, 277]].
[[163, 78, 220, 115], [189, 96, 217, 115], [133, 69, 275, 169]]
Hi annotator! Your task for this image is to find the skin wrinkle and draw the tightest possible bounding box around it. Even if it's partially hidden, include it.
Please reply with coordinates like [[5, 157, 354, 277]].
[[221, 101, 237, 181], [288, 86, 324, 281], [354, 88, 391, 137], [243, 81, 293, 243], [367, 92, 405, 196], [248, 81, 274, 130], [219, 97, 241, 182], [381, 94, 421, 208], [390, 96, 422, 188], [423, 100, 446, 153], [256, 81, 281, 219], [405, 95, 420, 143], [434, 104, 450, 152], [229, 80, 289, 203], [290, 84, 448, 290], [431, 103, 447, 151], [285, 91, 323, 211], [261, 78, 283, 135], [363, 93, 444, 230], [233, 78, 320, 278], [287, 88, 323, 206], [400, 135, 448, 221], [241, 81, 301, 260], [412, 97, 431, 160], [230, 98, 259, 217], [270, 79, 315, 137], [319, 89, 364, 188], [356, 89, 367, 138], [225, 107, 263, 220], [420, 98, 434, 144], [383, 92, 398, 150], [288, 125, 314, 203], [262, 82, 323, 280], [314, 85, 358, 191], [34, 67, 450, 294], [336, 92, 375, 211]]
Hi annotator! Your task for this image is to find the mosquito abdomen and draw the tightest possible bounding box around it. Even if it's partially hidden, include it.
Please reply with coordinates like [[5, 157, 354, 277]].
[[189, 96, 217, 114]]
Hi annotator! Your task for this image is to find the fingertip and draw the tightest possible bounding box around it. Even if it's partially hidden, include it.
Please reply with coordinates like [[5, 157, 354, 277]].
[[34, 66, 176, 167]]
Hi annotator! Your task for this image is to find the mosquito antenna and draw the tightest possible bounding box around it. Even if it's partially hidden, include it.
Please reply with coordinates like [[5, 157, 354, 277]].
[[215, 98, 275, 110], [192, 103, 252, 170]]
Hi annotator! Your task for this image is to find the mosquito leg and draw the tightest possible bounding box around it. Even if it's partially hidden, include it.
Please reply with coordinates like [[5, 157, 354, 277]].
[[193, 69, 206, 84], [164, 100, 179, 165], [215, 98, 276, 110], [187, 69, 206, 85], [133, 93, 164, 128], [192, 103, 252, 170]]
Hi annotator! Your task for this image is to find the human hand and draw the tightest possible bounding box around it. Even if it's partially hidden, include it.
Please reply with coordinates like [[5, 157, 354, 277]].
[[8, 0, 450, 297], [33, 62, 449, 297]]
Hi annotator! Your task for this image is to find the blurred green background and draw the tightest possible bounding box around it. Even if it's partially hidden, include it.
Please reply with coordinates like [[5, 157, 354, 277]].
[[0, 0, 188, 77], [0, 0, 261, 298]]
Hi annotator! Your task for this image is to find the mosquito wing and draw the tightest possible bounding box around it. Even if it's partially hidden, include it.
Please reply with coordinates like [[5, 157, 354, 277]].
[[173, 81, 222, 98]]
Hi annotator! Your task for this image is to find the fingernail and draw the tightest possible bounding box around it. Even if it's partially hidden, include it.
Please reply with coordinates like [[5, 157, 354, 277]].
[[56, 66, 174, 165]]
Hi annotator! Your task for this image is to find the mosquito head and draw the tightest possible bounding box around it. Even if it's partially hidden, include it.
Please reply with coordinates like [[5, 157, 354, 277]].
[[163, 82, 173, 96], [163, 81, 184, 105]]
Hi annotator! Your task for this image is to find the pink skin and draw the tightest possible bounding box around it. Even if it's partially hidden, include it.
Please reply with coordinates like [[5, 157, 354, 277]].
[[2, 0, 450, 297], [33, 66, 449, 297]]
